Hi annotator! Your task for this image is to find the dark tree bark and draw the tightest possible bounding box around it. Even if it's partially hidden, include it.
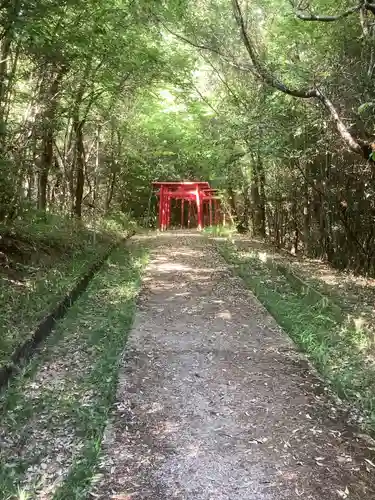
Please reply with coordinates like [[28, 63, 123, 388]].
[[38, 66, 66, 211], [71, 59, 92, 217], [73, 119, 85, 218], [0, 0, 20, 149], [105, 171, 116, 213], [293, 1, 375, 22], [303, 163, 310, 250], [251, 153, 266, 237]]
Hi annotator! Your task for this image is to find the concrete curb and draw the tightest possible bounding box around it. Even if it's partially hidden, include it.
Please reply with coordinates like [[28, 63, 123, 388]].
[[0, 231, 134, 391]]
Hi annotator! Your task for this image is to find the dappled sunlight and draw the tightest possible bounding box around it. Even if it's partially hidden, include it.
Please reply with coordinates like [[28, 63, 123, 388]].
[[149, 255, 170, 263], [185, 442, 201, 458], [353, 316, 367, 333], [0, 246, 146, 499], [159, 420, 180, 436], [336, 316, 373, 356], [211, 235, 228, 243], [152, 262, 194, 272], [170, 249, 206, 258], [157, 230, 205, 238], [172, 290, 190, 297], [216, 310, 232, 320], [212, 299, 225, 305], [258, 251, 269, 263], [87, 234, 375, 499], [220, 236, 375, 442], [148, 402, 164, 414], [105, 282, 139, 302], [16, 490, 31, 500]]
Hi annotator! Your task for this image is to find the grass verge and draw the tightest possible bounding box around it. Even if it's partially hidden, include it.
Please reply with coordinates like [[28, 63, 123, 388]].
[[0, 240, 148, 499], [216, 237, 375, 432], [0, 211, 133, 369], [203, 224, 235, 238]]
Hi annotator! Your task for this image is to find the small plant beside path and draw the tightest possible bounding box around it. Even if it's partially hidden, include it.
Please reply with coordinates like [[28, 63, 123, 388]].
[[215, 236, 375, 434]]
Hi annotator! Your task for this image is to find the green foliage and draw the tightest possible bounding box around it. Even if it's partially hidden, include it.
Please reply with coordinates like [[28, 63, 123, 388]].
[[0, 209, 131, 369], [100, 212, 138, 233], [203, 224, 235, 237], [217, 239, 375, 432]]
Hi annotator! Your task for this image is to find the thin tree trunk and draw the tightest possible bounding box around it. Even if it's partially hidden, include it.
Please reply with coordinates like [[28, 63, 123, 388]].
[[73, 119, 85, 217], [93, 125, 100, 206], [303, 162, 310, 251], [251, 155, 266, 237], [71, 58, 93, 217], [0, 1, 17, 150], [259, 161, 266, 236], [105, 171, 116, 213], [38, 66, 66, 210], [292, 197, 299, 254]]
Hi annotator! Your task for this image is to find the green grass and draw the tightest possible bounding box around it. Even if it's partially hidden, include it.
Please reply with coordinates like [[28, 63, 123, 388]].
[[203, 224, 235, 237], [216, 238, 375, 432], [0, 211, 133, 369], [0, 242, 148, 499]]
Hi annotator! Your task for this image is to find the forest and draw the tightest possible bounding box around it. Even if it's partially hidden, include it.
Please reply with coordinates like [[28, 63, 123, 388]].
[[2, 1, 375, 497], [1, 0, 375, 272]]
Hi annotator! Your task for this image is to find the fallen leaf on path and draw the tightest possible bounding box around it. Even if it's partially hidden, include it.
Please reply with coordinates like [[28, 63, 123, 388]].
[[112, 494, 136, 499], [336, 486, 349, 498]]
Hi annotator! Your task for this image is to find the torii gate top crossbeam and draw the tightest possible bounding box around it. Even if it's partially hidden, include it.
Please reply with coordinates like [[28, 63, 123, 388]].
[[152, 181, 210, 188]]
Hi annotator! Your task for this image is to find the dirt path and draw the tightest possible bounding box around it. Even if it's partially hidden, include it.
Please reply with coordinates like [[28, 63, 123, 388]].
[[91, 232, 375, 500]]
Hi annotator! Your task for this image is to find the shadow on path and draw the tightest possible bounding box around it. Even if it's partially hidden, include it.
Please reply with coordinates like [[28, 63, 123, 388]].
[[92, 232, 375, 500]]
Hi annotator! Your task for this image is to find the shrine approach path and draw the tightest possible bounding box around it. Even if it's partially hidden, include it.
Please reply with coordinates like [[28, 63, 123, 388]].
[[91, 232, 375, 500]]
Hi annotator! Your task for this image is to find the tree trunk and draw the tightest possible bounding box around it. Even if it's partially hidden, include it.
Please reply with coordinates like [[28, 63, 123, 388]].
[[226, 184, 238, 221], [303, 162, 310, 252], [93, 125, 100, 206], [0, 0, 19, 149], [70, 58, 93, 217], [259, 161, 266, 236], [73, 119, 85, 217], [251, 155, 266, 237], [38, 66, 66, 211], [291, 197, 299, 254], [105, 171, 116, 213], [38, 126, 53, 210]]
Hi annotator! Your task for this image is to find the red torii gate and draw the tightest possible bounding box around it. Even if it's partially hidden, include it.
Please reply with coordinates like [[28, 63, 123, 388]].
[[152, 181, 222, 231], [202, 188, 222, 227]]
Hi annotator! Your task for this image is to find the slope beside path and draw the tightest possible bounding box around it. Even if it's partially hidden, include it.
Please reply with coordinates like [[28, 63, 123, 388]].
[[91, 232, 375, 500]]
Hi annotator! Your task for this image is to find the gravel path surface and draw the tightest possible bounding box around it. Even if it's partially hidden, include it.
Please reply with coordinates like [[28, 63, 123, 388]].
[[91, 232, 375, 499]]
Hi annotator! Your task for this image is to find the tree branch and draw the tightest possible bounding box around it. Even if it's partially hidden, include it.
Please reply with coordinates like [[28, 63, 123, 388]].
[[291, 1, 375, 21], [314, 89, 363, 154], [232, 0, 316, 97], [295, 4, 361, 22], [159, 21, 256, 74], [192, 84, 220, 115], [203, 55, 252, 111], [231, 0, 374, 160]]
